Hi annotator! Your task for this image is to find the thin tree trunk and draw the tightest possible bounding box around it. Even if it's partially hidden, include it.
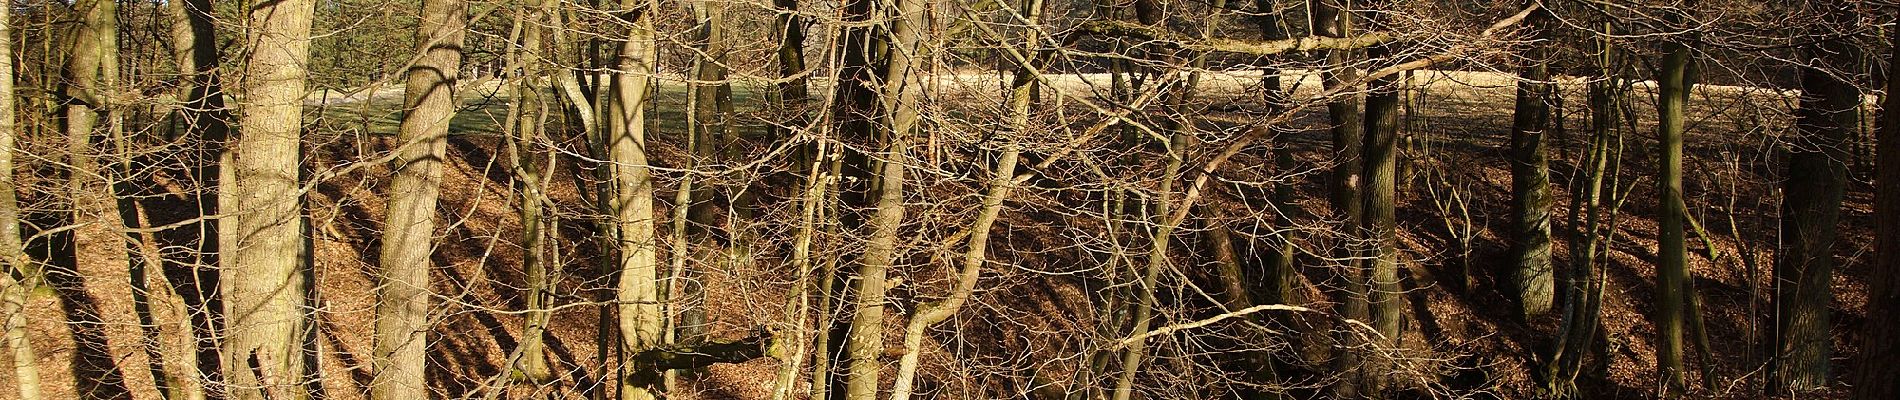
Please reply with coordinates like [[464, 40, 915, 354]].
[[64, 0, 168, 397], [772, 0, 810, 148], [1113, 2, 1181, 399], [502, 4, 557, 383], [839, 0, 922, 397], [771, 140, 830, 400], [165, 0, 230, 389], [226, 0, 318, 397], [1546, 30, 1619, 394], [1312, 2, 1367, 393], [676, 2, 733, 381], [1654, 13, 1696, 395], [889, 2, 1039, 395], [1771, 11, 1856, 393]]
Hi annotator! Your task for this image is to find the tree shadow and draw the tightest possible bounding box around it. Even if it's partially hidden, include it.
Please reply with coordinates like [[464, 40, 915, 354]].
[[24, 211, 133, 399]]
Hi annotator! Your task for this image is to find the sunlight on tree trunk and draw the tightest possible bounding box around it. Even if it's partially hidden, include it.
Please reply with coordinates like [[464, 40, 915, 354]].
[[373, 0, 465, 398]]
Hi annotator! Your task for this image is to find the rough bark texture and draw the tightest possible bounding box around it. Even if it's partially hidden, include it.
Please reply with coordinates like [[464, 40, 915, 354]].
[[1312, 1, 1367, 397], [373, 0, 465, 398], [1654, 24, 1695, 397], [1361, 26, 1404, 396], [1508, 2, 1554, 319], [1851, 15, 1900, 400], [1770, 19, 1855, 395], [226, 0, 318, 398]]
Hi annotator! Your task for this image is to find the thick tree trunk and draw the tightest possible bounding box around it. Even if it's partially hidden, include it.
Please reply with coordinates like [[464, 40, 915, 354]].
[[1654, 20, 1696, 396], [373, 0, 465, 398], [0, 4, 44, 398], [606, 1, 664, 398], [225, 0, 318, 398], [1508, 2, 1555, 319], [1851, 14, 1900, 400], [1771, 19, 1856, 394], [1360, 26, 1404, 396]]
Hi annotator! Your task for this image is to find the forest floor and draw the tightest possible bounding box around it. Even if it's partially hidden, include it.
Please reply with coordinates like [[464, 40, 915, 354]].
[[1, 69, 1875, 399]]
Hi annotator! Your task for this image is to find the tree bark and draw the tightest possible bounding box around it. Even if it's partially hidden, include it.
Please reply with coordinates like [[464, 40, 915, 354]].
[[1654, 14, 1696, 396], [838, 0, 922, 397], [1851, 12, 1900, 400], [1360, 27, 1404, 399], [501, 4, 557, 383], [771, 0, 810, 148], [1311, 1, 1369, 397], [0, 4, 45, 398], [1508, 1, 1555, 319], [676, 1, 734, 381], [605, 0, 664, 398], [373, 0, 466, 398], [165, 0, 231, 390], [1771, 9, 1856, 393], [225, 0, 318, 397], [819, 0, 884, 396]]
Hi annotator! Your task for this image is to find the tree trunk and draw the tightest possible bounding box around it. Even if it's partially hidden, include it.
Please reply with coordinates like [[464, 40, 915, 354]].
[[889, 1, 1039, 394], [0, 4, 44, 398], [502, 4, 557, 383], [1654, 16, 1696, 396], [606, 0, 664, 398], [1771, 13, 1856, 394], [819, 0, 884, 395], [1508, 2, 1555, 319], [226, 0, 318, 397], [1311, 2, 1367, 394], [837, 0, 922, 397], [165, 0, 231, 389], [1545, 27, 1620, 395], [676, 1, 734, 381], [1360, 23, 1404, 395], [1851, 13, 1900, 400], [772, 139, 831, 400], [772, 0, 811, 148], [373, 0, 465, 398]]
